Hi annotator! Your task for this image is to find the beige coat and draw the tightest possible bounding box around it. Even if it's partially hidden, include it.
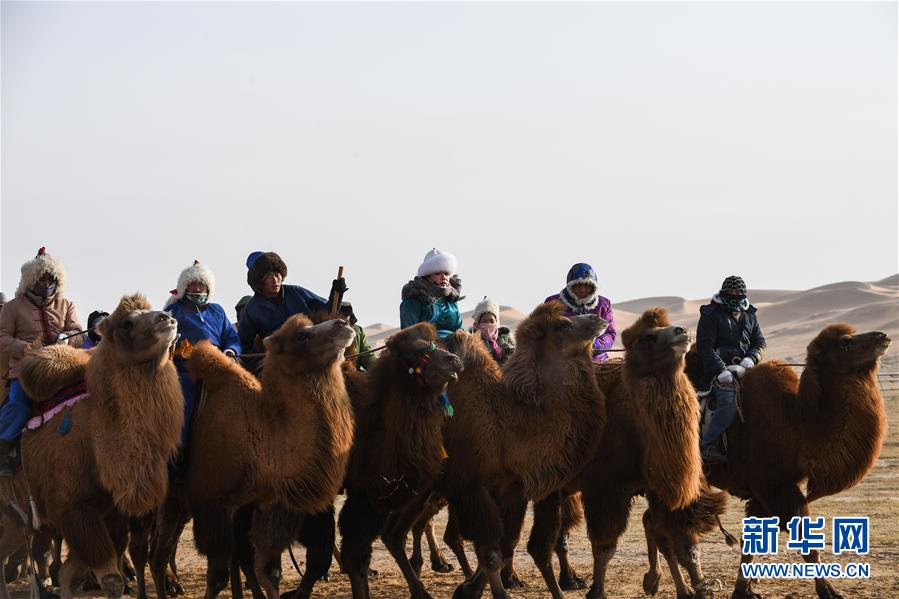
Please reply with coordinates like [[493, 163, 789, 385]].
[[0, 295, 84, 379]]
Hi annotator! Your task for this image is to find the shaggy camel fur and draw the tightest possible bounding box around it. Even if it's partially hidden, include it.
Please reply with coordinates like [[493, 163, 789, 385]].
[[338, 322, 463, 599], [0, 294, 182, 599], [163, 315, 355, 599], [442, 302, 607, 599], [524, 308, 720, 599], [683, 324, 890, 599]]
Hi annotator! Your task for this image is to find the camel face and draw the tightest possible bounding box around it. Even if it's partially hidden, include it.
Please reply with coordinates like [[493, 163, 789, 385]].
[[625, 325, 691, 375], [808, 325, 892, 373], [517, 303, 608, 359], [266, 316, 356, 373], [101, 306, 178, 365], [387, 323, 464, 389]]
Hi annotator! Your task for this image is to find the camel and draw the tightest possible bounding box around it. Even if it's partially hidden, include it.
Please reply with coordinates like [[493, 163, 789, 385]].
[[337, 322, 463, 599], [0, 294, 183, 599], [681, 324, 890, 599], [525, 308, 722, 599], [441, 302, 607, 599], [146, 315, 355, 599]]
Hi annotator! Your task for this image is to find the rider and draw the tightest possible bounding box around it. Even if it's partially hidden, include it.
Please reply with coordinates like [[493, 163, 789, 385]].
[[400, 248, 464, 340], [696, 275, 766, 464], [544, 263, 617, 363]]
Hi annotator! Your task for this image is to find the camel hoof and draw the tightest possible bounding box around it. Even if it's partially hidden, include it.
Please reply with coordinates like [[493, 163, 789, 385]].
[[586, 583, 608, 599], [452, 582, 484, 599], [490, 591, 511, 599], [411, 555, 424, 577], [816, 587, 844, 599], [431, 557, 455, 574], [100, 573, 126, 598], [691, 589, 713, 599], [642, 570, 661, 595], [730, 590, 762, 599], [501, 573, 524, 590], [559, 569, 588, 591]]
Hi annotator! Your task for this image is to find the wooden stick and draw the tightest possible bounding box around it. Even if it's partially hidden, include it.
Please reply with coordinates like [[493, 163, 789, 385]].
[[330, 266, 345, 316]]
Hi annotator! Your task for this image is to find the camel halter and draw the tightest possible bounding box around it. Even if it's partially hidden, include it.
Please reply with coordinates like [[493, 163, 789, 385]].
[[407, 342, 438, 376]]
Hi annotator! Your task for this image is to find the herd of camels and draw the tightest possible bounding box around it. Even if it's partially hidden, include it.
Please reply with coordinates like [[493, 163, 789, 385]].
[[0, 293, 890, 599]]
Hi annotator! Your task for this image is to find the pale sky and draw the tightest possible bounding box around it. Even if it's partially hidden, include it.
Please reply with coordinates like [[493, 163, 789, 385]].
[[2, 1, 896, 326]]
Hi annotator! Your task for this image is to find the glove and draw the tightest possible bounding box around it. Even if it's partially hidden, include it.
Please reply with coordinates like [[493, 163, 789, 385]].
[[717, 370, 734, 386], [56, 333, 68, 345], [332, 278, 348, 295], [739, 357, 755, 369], [223, 348, 239, 362]]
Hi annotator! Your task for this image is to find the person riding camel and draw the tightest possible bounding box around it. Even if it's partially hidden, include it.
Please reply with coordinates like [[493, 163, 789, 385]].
[[400, 249, 464, 339], [545, 262, 617, 363], [469, 297, 515, 365], [338, 301, 377, 371], [0, 248, 84, 485], [238, 251, 347, 370], [696, 275, 767, 464], [165, 260, 241, 449]]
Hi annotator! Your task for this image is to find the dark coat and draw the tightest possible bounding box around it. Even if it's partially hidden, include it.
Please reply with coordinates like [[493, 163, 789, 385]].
[[695, 301, 767, 389]]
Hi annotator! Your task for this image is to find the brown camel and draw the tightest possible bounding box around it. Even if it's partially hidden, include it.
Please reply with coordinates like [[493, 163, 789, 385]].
[[337, 322, 463, 599], [0, 294, 183, 599], [682, 324, 890, 599], [519, 308, 724, 599], [157, 315, 355, 599], [442, 302, 607, 599]]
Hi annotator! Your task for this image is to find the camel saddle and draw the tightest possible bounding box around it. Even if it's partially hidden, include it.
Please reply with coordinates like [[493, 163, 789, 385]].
[[26, 381, 88, 433]]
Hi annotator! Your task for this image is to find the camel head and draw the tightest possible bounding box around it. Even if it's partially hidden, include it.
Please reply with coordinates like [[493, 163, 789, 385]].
[[514, 301, 607, 361], [621, 308, 691, 376], [806, 324, 891, 374], [386, 323, 463, 390], [264, 315, 356, 374], [97, 294, 178, 366]]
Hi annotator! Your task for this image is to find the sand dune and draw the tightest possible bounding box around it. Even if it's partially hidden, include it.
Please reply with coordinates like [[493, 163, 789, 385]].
[[364, 276, 898, 368]]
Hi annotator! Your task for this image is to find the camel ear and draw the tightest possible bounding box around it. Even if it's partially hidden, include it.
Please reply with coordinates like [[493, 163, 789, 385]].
[[409, 339, 433, 353], [263, 335, 281, 354]]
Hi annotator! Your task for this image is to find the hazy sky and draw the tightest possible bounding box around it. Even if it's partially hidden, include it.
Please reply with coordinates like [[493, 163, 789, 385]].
[[2, 1, 896, 326]]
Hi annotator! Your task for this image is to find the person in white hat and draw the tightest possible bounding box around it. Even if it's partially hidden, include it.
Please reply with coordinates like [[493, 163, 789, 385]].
[[469, 297, 515, 364], [164, 260, 241, 451], [400, 249, 463, 339]]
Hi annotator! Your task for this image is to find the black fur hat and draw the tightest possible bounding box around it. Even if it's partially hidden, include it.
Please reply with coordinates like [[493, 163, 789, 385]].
[[247, 252, 288, 293]]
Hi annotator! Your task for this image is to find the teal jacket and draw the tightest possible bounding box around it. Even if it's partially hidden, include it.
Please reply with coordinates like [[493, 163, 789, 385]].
[[400, 276, 463, 339]]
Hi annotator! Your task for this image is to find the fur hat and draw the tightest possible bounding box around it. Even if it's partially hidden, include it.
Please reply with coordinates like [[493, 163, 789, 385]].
[[417, 248, 458, 278], [472, 297, 500, 324], [560, 262, 599, 310], [16, 247, 67, 298], [247, 251, 288, 293], [169, 260, 216, 304]]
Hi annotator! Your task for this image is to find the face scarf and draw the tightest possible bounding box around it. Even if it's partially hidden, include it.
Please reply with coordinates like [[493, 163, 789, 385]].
[[27, 281, 57, 307], [186, 292, 208, 306], [476, 319, 503, 359], [717, 293, 749, 312]]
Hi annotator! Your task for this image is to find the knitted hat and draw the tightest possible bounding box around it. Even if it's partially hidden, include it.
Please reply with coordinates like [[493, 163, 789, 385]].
[[472, 297, 500, 324], [170, 260, 216, 302], [720, 276, 746, 295], [247, 251, 288, 293], [16, 247, 68, 298], [417, 248, 458, 278]]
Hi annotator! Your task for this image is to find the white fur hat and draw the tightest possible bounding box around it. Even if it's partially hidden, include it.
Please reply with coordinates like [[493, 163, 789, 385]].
[[170, 260, 216, 303], [16, 247, 68, 298], [417, 248, 458, 278], [473, 297, 500, 324]]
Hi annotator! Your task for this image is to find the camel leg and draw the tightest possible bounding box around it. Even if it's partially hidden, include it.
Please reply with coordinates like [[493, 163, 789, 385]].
[[150, 494, 189, 599], [192, 504, 234, 599], [49, 534, 62, 587], [497, 491, 527, 591], [410, 515, 428, 578], [0, 515, 27, 599], [425, 516, 453, 573], [444, 506, 473, 578], [58, 558, 90, 599], [641, 510, 663, 596], [60, 508, 126, 598], [249, 507, 291, 599], [129, 516, 151, 599], [658, 534, 693, 599], [381, 499, 435, 599], [291, 507, 336, 599], [527, 493, 565, 599], [583, 491, 632, 599], [338, 492, 381, 599], [556, 493, 587, 591]]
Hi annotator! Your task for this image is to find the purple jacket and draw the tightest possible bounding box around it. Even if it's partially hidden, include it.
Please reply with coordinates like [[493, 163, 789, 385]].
[[544, 293, 617, 363]]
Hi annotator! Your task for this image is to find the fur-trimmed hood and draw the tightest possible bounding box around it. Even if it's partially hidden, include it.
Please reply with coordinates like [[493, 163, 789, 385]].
[[166, 260, 216, 307], [401, 275, 463, 306], [15, 247, 67, 298], [558, 262, 599, 311]]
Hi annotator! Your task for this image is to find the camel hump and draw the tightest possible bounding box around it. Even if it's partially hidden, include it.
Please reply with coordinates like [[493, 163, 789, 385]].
[[18, 344, 90, 402], [188, 341, 254, 392]]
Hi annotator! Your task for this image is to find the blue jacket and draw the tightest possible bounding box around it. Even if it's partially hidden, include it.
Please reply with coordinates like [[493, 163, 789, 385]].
[[238, 284, 335, 356], [695, 301, 766, 389], [166, 299, 241, 371], [400, 277, 463, 339]]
